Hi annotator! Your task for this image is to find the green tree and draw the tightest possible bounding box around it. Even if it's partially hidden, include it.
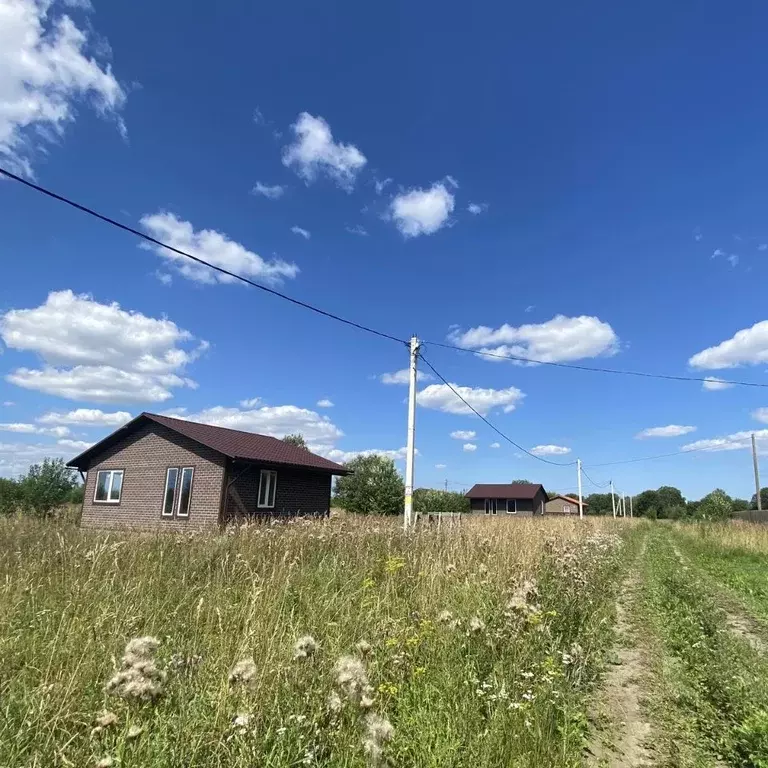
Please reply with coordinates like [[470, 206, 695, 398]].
[[750, 487, 768, 510], [0, 477, 23, 516], [282, 433, 308, 450], [634, 486, 685, 518], [697, 488, 733, 521], [414, 488, 469, 518], [334, 455, 404, 516], [68, 484, 85, 505], [19, 458, 77, 518], [732, 498, 751, 513], [583, 492, 614, 516], [511, 479, 532, 484]]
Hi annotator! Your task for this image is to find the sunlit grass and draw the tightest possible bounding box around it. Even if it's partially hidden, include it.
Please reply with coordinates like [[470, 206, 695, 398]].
[[0, 515, 626, 767]]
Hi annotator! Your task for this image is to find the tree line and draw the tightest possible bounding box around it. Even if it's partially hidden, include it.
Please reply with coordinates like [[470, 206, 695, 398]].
[[0, 458, 83, 517]]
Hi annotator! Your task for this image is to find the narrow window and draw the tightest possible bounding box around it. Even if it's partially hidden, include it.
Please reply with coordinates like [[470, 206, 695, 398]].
[[94, 470, 123, 503], [506, 499, 517, 514], [163, 468, 178, 517], [491, 499, 498, 515], [484, 498, 491, 515], [258, 470, 277, 508], [177, 467, 194, 517]]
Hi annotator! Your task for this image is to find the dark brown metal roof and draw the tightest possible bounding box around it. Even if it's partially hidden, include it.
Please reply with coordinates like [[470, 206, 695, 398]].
[[465, 483, 546, 499], [67, 412, 349, 474]]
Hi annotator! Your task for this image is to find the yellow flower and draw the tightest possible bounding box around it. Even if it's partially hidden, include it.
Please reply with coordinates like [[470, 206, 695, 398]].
[[413, 666, 426, 677], [362, 577, 376, 590], [384, 556, 406, 574], [377, 682, 399, 696]]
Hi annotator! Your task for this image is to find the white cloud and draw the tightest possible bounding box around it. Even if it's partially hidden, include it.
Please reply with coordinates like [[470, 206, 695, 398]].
[[759, 243, 768, 252], [37, 408, 131, 427], [689, 321, 768, 369], [752, 408, 768, 424], [445, 175, 459, 189], [379, 369, 433, 385], [463, 443, 477, 452], [2, 401, 14, 406], [448, 315, 619, 364], [155, 271, 173, 286], [251, 182, 285, 199], [140, 212, 299, 286], [683, 429, 768, 454], [316, 399, 334, 408], [0, 0, 126, 175], [374, 177, 392, 195], [345, 224, 368, 236], [282, 112, 366, 190], [524, 305, 535, 313], [636, 425, 696, 439], [530, 444, 571, 456], [0, 440, 72, 477], [57, 438, 91, 450], [450, 430, 476, 440], [325, 446, 413, 463], [0, 422, 70, 437], [290, 225, 311, 240], [1, 290, 203, 402], [416, 383, 525, 416], [435, 463, 447, 469], [390, 182, 455, 238], [239, 397, 261, 408], [703, 376, 734, 391], [467, 202, 488, 215], [489, 442, 501, 448]]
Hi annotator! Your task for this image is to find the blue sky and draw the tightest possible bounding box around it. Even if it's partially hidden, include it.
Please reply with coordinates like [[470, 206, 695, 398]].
[[3, 0, 768, 500]]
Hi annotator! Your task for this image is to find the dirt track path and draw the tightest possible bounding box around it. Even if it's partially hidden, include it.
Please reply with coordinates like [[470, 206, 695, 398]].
[[587, 536, 654, 768]]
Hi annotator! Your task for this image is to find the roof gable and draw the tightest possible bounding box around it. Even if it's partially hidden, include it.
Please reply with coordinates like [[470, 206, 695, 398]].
[[549, 494, 588, 506], [67, 412, 348, 474]]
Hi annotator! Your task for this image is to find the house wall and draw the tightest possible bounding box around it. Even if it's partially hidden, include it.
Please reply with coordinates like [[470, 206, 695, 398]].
[[468, 497, 534, 517], [80, 422, 226, 531], [545, 497, 582, 515], [223, 463, 332, 522]]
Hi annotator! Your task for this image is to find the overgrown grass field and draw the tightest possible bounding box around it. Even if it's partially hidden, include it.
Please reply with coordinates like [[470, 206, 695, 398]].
[[0, 516, 626, 768]]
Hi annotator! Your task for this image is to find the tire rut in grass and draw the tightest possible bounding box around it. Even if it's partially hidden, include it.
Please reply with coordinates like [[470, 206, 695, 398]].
[[587, 535, 654, 768]]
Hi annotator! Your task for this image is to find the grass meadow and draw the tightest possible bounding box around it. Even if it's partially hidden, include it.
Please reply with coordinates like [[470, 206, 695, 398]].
[[0, 516, 626, 768]]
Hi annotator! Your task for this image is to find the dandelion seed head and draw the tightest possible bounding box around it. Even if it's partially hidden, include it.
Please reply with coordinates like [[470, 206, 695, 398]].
[[105, 638, 166, 702], [356, 639, 372, 656], [95, 757, 114, 768], [469, 616, 485, 633], [229, 658, 258, 685], [362, 713, 394, 767], [333, 654, 372, 706], [437, 610, 454, 624], [232, 712, 252, 729], [293, 635, 319, 660], [126, 724, 144, 740], [327, 690, 343, 713], [95, 711, 118, 728]]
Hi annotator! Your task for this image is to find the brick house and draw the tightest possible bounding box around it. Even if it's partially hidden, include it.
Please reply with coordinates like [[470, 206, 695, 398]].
[[465, 483, 548, 517], [67, 412, 349, 531], [544, 494, 588, 515]]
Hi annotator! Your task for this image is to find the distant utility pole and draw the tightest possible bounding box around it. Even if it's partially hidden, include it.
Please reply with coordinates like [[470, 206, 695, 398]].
[[753, 433, 762, 512], [629, 494, 633, 518], [621, 492, 626, 518], [444, 479, 448, 492], [577, 458, 584, 519], [404, 335, 420, 531], [610, 480, 616, 519]]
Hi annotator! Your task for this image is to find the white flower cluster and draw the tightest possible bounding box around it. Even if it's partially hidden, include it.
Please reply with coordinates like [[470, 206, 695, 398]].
[[105, 636, 166, 702]]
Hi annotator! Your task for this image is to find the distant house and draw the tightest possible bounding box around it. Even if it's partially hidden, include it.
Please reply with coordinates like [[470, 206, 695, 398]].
[[465, 483, 548, 517], [67, 412, 349, 531], [545, 494, 588, 516]]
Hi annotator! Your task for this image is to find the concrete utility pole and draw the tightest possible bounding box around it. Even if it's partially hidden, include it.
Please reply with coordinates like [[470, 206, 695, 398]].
[[577, 458, 584, 519], [404, 335, 420, 531], [610, 480, 616, 519], [629, 494, 633, 518], [621, 493, 626, 517], [753, 433, 762, 512]]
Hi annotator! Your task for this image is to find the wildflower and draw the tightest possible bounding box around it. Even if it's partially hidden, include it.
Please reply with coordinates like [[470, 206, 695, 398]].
[[356, 639, 372, 656], [445, 563, 456, 574], [333, 654, 374, 707], [327, 690, 343, 714], [437, 610, 454, 624], [105, 637, 166, 702], [169, 653, 203, 671], [469, 616, 485, 633], [228, 658, 258, 686], [232, 712, 252, 733], [363, 712, 394, 767], [95, 758, 114, 768], [293, 635, 319, 660], [478, 563, 489, 576], [95, 711, 118, 729], [126, 724, 144, 740]]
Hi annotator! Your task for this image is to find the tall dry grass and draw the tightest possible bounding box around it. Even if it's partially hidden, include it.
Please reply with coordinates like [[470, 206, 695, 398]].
[[0, 515, 626, 767]]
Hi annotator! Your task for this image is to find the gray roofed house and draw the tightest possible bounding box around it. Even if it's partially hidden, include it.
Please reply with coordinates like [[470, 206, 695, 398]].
[[465, 483, 548, 517]]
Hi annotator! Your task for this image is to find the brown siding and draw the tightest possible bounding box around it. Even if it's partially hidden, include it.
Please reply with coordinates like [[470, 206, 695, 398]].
[[80, 422, 226, 531], [545, 497, 580, 515], [223, 463, 332, 522]]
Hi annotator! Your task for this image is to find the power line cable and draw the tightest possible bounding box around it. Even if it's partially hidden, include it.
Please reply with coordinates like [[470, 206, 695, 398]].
[[425, 339, 768, 390], [418, 353, 577, 467], [580, 467, 611, 489], [585, 444, 716, 467], [0, 167, 407, 346]]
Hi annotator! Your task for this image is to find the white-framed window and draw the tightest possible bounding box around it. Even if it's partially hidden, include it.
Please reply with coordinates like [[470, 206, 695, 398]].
[[506, 499, 517, 514], [94, 470, 123, 504], [258, 470, 278, 509], [563, 504, 572, 514], [162, 467, 194, 518], [483, 498, 498, 515]]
